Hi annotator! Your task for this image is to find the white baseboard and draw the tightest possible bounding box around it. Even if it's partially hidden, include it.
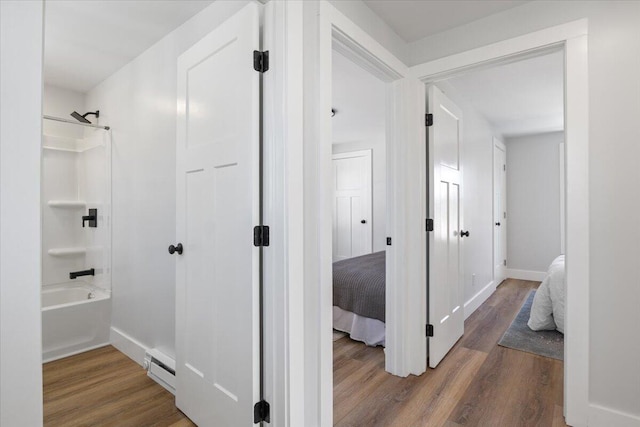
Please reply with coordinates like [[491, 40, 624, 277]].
[[110, 326, 149, 367], [589, 404, 640, 427], [464, 280, 496, 320], [43, 342, 110, 364], [506, 269, 547, 282]]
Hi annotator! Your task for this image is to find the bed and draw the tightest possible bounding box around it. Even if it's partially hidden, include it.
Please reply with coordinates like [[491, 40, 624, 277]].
[[528, 255, 565, 334], [333, 251, 386, 346]]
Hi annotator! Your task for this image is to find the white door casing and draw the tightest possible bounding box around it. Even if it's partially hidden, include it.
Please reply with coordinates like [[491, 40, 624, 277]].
[[332, 150, 373, 261], [175, 3, 260, 426], [493, 139, 507, 285], [428, 85, 464, 368]]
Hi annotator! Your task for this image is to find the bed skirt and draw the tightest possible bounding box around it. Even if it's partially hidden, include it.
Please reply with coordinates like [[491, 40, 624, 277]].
[[333, 306, 385, 347]]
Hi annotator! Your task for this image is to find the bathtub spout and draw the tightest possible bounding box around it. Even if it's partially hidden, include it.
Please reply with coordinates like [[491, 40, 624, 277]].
[[69, 268, 95, 279]]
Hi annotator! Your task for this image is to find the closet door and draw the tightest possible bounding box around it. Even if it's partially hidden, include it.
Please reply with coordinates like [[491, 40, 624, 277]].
[[493, 139, 507, 285], [332, 150, 373, 261], [174, 3, 260, 426]]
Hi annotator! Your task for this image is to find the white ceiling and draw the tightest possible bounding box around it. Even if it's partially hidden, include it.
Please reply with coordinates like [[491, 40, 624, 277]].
[[363, 0, 528, 43], [44, 0, 214, 93], [445, 50, 564, 138], [332, 50, 386, 144]]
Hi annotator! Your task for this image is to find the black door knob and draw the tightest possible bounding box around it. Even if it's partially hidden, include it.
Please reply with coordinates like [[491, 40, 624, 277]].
[[361, 219, 366, 224], [168, 243, 183, 255], [460, 230, 470, 238], [495, 222, 501, 226]]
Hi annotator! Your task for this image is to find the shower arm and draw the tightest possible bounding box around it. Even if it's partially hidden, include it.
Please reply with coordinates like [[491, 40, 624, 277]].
[[43, 115, 110, 131]]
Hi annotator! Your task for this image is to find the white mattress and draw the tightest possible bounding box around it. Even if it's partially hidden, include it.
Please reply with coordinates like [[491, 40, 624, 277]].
[[333, 305, 385, 347]]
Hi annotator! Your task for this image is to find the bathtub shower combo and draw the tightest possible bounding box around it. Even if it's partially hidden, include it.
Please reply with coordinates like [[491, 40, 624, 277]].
[[42, 111, 112, 362]]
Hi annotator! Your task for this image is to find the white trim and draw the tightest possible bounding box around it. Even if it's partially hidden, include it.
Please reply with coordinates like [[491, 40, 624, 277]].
[[588, 404, 640, 427], [43, 342, 110, 364], [110, 326, 149, 366], [262, 2, 305, 426], [410, 19, 587, 83], [559, 142, 566, 254], [409, 19, 589, 426], [505, 269, 547, 282], [463, 280, 496, 320]]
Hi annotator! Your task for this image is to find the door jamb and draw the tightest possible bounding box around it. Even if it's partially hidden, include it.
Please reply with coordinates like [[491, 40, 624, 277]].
[[262, 1, 305, 426], [409, 19, 589, 426], [300, 1, 418, 425]]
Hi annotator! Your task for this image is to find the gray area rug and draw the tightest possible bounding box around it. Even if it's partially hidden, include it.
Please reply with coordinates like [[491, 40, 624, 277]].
[[498, 290, 564, 360]]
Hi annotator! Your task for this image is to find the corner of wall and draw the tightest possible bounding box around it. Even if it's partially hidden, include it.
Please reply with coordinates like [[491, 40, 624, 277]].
[[588, 404, 640, 427], [110, 327, 149, 366]]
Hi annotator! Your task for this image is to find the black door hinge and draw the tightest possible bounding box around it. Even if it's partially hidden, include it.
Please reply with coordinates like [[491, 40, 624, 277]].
[[386, 237, 392, 246], [254, 50, 269, 73], [254, 225, 270, 247], [426, 218, 434, 232], [425, 113, 433, 127], [254, 400, 270, 423], [426, 324, 434, 337]]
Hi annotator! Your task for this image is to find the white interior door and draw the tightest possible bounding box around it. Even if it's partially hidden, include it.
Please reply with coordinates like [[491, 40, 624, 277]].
[[493, 139, 507, 285], [332, 150, 373, 261], [428, 85, 464, 368], [175, 4, 260, 426]]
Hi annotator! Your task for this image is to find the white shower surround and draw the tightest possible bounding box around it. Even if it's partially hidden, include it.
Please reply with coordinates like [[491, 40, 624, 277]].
[[41, 85, 112, 363]]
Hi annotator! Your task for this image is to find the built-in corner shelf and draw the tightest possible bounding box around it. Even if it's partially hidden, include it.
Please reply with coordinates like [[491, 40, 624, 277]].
[[48, 200, 86, 209], [48, 247, 86, 257]]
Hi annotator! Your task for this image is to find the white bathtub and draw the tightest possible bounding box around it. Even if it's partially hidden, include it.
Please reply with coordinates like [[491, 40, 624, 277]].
[[42, 283, 111, 362]]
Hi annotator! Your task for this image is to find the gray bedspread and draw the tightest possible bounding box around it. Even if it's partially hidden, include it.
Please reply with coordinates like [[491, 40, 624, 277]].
[[333, 251, 386, 322]]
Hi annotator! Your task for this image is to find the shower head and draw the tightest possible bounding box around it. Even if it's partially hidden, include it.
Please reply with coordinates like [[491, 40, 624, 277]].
[[70, 110, 99, 124]]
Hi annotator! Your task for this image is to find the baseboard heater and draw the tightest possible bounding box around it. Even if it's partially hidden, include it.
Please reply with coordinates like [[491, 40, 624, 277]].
[[143, 349, 176, 395]]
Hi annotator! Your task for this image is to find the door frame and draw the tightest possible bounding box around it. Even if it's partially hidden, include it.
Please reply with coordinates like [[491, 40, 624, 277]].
[[331, 149, 373, 261], [493, 137, 507, 285], [299, 1, 420, 425], [409, 19, 589, 426]]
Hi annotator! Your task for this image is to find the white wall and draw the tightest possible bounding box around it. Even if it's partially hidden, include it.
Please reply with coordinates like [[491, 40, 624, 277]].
[[43, 85, 86, 139], [85, 0, 251, 362], [506, 132, 563, 273], [0, 1, 44, 426], [411, 1, 640, 421], [436, 81, 499, 316]]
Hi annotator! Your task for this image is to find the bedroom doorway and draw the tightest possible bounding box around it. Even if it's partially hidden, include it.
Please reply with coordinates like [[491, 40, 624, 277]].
[[331, 47, 388, 350], [414, 31, 590, 423], [425, 47, 567, 366]]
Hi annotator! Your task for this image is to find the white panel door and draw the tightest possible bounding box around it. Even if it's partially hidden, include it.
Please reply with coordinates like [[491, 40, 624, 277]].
[[428, 85, 464, 368], [175, 4, 260, 426], [332, 150, 373, 261], [494, 139, 507, 285]]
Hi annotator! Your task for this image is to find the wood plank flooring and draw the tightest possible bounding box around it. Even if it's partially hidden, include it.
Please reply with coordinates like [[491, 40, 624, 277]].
[[43, 279, 563, 426], [334, 279, 568, 427], [43, 345, 195, 427]]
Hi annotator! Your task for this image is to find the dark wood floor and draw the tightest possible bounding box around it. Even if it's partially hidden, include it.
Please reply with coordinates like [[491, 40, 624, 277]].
[[43, 345, 195, 427], [334, 279, 568, 427]]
